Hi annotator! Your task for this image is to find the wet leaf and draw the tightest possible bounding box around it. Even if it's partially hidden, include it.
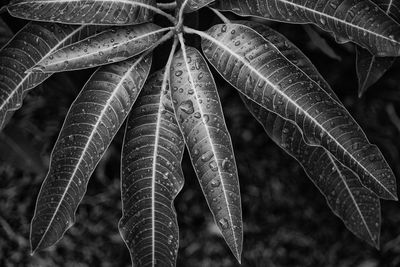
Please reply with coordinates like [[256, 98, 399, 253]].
[[8, 0, 156, 25], [215, 0, 400, 56], [30, 55, 152, 253], [177, 0, 215, 12], [170, 46, 242, 262], [120, 70, 184, 267], [0, 22, 103, 130], [200, 23, 397, 200], [31, 23, 165, 73]]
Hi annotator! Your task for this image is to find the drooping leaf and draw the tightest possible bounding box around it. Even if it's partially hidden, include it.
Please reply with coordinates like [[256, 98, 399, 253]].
[[0, 22, 103, 130], [120, 70, 184, 267], [356, 0, 400, 95], [177, 0, 215, 12], [241, 96, 381, 248], [31, 23, 165, 73], [214, 0, 400, 57], [8, 0, 157, 25], [0, 17, 13, 48], [199, 23, 397, 200], [30, 55, 152, 253], [170, 46, 242, 262]]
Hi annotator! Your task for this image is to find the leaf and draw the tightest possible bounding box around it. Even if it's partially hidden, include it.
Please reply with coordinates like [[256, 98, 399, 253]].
[[214, 0, 400, 57], [0, 22, 103, 130], [177, 0, 215, 12], [0, 17, 13, 48], [303, 25, 341, 61], [356, 0, 400, 95], [120, 70, 184, 267], [8, 0, 156, 25], [241, 96, 381, 248], [170, 46, 242, 262], [199, 23, 397, 200], [30, 55, 152, 253], [32, 23, 165, 73]]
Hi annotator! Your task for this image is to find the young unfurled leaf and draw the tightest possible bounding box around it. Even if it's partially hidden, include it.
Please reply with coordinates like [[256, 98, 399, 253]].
[[199, 23, 397, 200], [356, 0, 400, 95], [215, 0, 400, 57], [170, 46, 242, 262], [177, 0, 215, 12], [31, 23, 165, 73], [241, 96, 381, 248], [0, 22, 103, 130], [8, 0, 156, 25], [120, 70, 184, 267], [0, 17, 12, 48], [30, 55, 152, 253]]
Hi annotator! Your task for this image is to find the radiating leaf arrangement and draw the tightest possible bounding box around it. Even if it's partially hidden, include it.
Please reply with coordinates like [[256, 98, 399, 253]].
[[0, 0, 399, 266]]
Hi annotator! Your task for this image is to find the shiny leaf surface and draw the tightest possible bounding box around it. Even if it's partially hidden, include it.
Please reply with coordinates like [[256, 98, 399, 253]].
[[199, 23, 397, 200], [8, 0, 156, 25], [30, 55, 152, 252], [177, 0, 215, 12], [0, 22, 102, 130], [120, 70, 184, 267], [170, 46, 242, 262], [215, 0, 400, 56], [32, 24, 165, 73]]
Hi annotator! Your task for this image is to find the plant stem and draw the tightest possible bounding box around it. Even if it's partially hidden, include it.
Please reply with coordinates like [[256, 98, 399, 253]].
[[157, 2, 177, 10], [209, 7, 231, 24], [176, 0, 189, 30], [141, 28, 175, 58], [183, 26, 215, 42]]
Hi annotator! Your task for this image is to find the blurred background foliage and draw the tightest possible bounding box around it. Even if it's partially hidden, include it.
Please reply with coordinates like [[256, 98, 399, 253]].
[[1, 5, 400, 267]]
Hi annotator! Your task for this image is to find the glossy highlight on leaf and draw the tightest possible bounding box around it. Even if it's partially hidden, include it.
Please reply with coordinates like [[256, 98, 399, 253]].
[[32, 23, 165, 73], [177, 0, 215, 12], [8, 0, 156, 25], [0, 22, 103, 130], [120, 70, 184, 267], [170, 46, 242, 262], [30, 55, 152, 253], [215, 0, 400, 56], [200, 23, 397, 200]]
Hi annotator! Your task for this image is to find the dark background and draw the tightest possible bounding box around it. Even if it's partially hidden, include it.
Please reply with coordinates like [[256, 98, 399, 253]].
[[1, 5, 400, 267]]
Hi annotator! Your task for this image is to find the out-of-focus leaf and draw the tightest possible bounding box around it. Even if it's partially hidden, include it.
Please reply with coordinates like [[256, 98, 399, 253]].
[[177, 0, 215, 12], [215, 0, 400, 57], [303, 25, 341, 61], [0, 17, 12, 48], [32, 24, 166, 73], [8, 0, 157, 25], [30, 55, 152, 253], [0, 22, 103, 130], [242, 96, 381, 248], [170, 46, 242, 262], [198, 23, 397, 200], [356, 0, 400, 96], [120, 70, 184, 267]]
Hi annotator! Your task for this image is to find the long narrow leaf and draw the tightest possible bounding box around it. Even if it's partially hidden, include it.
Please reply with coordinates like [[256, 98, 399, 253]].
[[242, 96, 381, 248], [120, 70, 184, 267], [170, 46, 242, 262], [8, 0, 156, 25], [31, 23, 165, 73], [30, 55, 152, 253], [197, 23, 397, 200], [215, 0, 400, 56], [177, 0, 215, 12], [0, 22, 103, 130]]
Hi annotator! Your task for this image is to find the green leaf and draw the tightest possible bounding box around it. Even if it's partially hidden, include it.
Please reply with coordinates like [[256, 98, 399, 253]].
[[8, 0, 156, 25], [356, 0, 400, 95], [30, 55, 152, 253], [31, 23, 165, 73], [177, 0, 215, 12], [0, 17, 12, 48], [120, 70, 184, 267], [199, 23, 397, 200], [170, 46, 242, 262], [214, 0, 400, 56], [241, 96, 381, 248], [0, 22, 103, 130]]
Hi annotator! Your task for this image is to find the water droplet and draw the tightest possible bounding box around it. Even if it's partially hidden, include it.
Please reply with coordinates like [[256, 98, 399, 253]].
[[211, 179, 220, 187], [179, 100, 194, 114], [209, 160, 218, 171], [218, 218, 229, 229]]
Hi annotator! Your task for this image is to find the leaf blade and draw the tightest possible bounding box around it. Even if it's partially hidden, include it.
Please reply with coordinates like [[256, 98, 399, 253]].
[[170, 46, 242, 262], [177, 0, 215, 12], [30, 55, 152, 252]]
